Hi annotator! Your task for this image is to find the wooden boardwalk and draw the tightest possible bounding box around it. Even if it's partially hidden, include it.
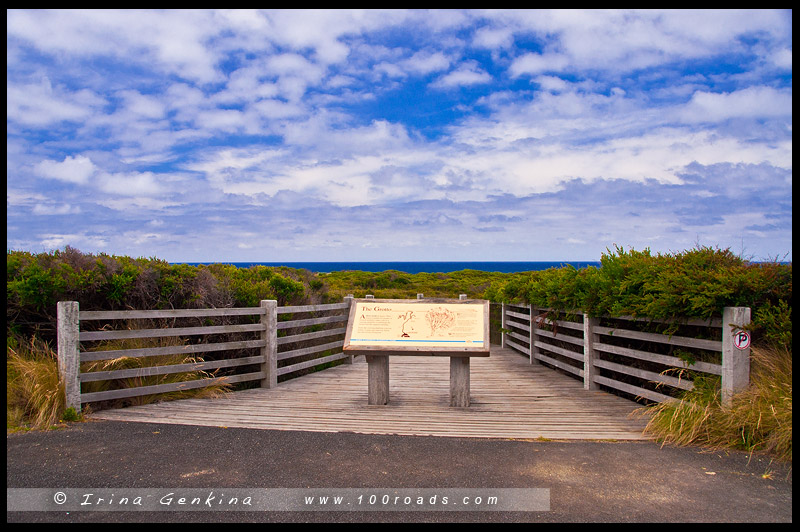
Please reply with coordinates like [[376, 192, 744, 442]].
[[90, 347, 652, 440]]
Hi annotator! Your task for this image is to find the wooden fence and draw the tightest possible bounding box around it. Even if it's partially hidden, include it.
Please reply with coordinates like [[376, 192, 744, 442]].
[[57, 296, 752, 412], [500, 304, 751, 406], [57, 297, 353, 411]]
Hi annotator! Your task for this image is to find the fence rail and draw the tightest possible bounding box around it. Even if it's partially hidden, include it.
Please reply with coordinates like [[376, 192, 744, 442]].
[[500, 303, 750, 406], [57, 297, 353, 410]]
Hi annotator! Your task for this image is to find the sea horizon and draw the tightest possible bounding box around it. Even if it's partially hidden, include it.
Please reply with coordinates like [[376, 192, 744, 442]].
[[176, 261, 603, 274]]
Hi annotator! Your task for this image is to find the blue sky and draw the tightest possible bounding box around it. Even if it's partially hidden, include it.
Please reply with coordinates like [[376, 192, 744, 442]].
[[7, 9, 793, 262]]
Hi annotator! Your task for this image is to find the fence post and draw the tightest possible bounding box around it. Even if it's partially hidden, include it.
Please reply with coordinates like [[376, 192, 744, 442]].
[[583, 313, 599, 390], [500, 303, 506, 348], [260, 300, 278, 388], [57, 301, 81, 411], [343, 295, 354, 364], [529, 305, 538, 364], [722, 306, 751, 406]]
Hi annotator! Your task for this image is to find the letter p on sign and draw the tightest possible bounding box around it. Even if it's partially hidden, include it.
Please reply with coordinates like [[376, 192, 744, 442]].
[[733, 330, 751, 350]]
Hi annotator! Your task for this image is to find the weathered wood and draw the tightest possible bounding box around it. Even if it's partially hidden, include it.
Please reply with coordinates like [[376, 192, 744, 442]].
[[366, 355, 390, 405], [593, 341, 722, 375], [79, 339, 266, 363], [80, 355, 266, 382], [277, 340, 345, 361], [278, 302, 351, 314], [533, 306, 722, 328], [532, 340, 584, 362], [277, 326, 347, 346], [548, 318, 583, 332], [500, 303, 506, 348], [593, 359, 694, 391], [80, 372, 263, 404], [583, 314, 599, 391], [79, 307, 264, 320], [529, 305, 539, 365], [506, 330, 531, 345], [505, 309, 530, 321], [533, 351, 584, 378], [721, 306, 751, 406], [276, 314, 348, 330], [450, 357, 470, 407], [342, 296, 354, 364], [57, 301, 81, 411], [79, 322, 264, 342], [534, 327, 585, 347], [261, 300, 278, 389], [592, 375, 673, 404], [92, 347, 651, 440], [505, 318, 530, 332], [277, 351, 350, 377], [504, 338, 530, 356], [591, 326, 721, 352]]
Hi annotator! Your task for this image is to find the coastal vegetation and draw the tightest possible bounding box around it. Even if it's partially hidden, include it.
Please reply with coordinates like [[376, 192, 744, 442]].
[[6, 246, 791, 462]]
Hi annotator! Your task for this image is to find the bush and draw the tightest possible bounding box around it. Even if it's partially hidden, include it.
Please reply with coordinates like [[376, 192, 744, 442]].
[[493, 245, 792, 349]]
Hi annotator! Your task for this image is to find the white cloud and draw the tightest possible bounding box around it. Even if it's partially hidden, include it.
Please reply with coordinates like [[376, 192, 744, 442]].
[[8, 10, 223, 83], [430, 61, 492, 88], [34, 155, 96, 184], [534, 75, 570, 92], [509, 53, 569, 77], [96, 171, 164, 196], [32, 203, 81, 215], [769, 48, 792, 70], [679, 86, 793, 123], [400, 50, 451, 75], [7, 78, 106, 127], [117, 90, 167, 119], [472, 26, 514, 50]]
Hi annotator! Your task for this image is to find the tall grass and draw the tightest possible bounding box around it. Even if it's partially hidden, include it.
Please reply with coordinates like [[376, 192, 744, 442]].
[[7, 335, 65, 430], [640, 345, 792, 463]]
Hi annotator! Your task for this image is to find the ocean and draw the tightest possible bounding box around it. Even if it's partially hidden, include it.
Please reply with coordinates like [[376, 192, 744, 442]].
[[182, 261, 601, 274]]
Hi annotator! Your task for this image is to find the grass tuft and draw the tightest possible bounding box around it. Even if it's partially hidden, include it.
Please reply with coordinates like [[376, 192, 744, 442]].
[[638, 345, 792, 463], [7, 335, 65, 430]]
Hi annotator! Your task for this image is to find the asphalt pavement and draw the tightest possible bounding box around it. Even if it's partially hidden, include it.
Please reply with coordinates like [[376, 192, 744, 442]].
[[7, 419, 792, 523]]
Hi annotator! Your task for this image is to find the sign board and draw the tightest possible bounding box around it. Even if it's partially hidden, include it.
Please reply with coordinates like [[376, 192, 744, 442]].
[[343, 298, 490, 355], [733, 330, 751, 350]]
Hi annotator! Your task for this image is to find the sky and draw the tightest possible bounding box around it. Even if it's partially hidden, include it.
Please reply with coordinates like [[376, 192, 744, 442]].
[[6, 9, 793, 263]]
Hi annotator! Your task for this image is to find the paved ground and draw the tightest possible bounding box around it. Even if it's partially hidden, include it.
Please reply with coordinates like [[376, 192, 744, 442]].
[[7, 419, 792, 523]]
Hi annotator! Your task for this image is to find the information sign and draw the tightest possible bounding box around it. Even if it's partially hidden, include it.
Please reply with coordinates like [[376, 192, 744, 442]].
[[344, 298, 489, 353]]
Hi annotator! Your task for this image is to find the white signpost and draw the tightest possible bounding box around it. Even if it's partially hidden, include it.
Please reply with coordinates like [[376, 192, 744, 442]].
[[343, 298, 490, 407]]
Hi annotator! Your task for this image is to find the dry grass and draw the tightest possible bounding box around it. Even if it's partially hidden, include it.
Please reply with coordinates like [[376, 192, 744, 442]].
[[7, 335, 65, 430], [639, 345, 792, 463]]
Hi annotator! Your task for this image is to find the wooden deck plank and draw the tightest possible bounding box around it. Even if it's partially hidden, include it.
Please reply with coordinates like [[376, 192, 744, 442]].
[[89, 346, 652, 440]]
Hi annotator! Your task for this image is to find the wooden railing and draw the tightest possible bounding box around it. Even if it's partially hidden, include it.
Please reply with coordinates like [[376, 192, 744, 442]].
[[57, 296, 751, 412], [57, 298, 353, 411], [500, 304, 751, 406]]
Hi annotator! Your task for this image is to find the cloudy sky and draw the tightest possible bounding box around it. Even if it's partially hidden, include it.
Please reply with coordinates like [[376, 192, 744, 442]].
[[7, 9, 793, 263]]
